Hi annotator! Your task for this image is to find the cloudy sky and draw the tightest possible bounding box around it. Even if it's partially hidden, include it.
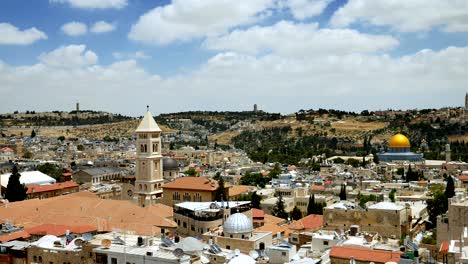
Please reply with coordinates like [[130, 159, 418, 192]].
[[1, 0, 468, 116]]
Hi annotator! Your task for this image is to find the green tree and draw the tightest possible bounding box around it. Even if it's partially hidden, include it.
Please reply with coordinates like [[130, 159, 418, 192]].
[[250, 191, 262, 209], [213, 172, 221, 181], [37, 163, 63, 182], [426, 184, 448, 229], [307, 194, 315, 215], [5, 166, 27, 202], [271, 193, 288, 219], [214, 177, 227, 201], [57, 136, 65, 141], [77, 145, 84, 151], [445, 176, 455, 199], [23, 150, 33, 159], [290, 206, 303, 220], [359, 194, 378, 208], [184, 168, 197, 176], [389, 189, 396, 203], [30, 129, 36, 138], [269, 163, 282, 178], [339, 184, 347, 201]]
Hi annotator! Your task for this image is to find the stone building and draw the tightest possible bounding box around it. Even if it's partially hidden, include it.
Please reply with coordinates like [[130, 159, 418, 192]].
[[437, 193, 468, 246], [72, 167, 123, 184], [323, 201, 411, 239], [163, 157, 180, 182], [173, 201, 251, 237], [203, 212, 273, 255], [161, 177, 230, 207], [134, 109, 165, 207]]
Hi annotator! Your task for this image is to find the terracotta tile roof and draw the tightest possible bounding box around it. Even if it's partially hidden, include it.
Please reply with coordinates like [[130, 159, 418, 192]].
[[0, 191, 177, 236], [459, 175, 468, 181], [255, 223, 292, 238], [288, 214, 323, 231], [0, 147, 13, 152], [162, 177, 220, 191], [146, 203, 174, 219], [330, 246, 402, 263], [228, 185, 251, 197], [27, 181, 79, 194], [0, 230, 30, 242], [26, 224, 96, 236], [264, 214, 285, 225], [310, 185, 326, 192], [252, 208, 265, 219]]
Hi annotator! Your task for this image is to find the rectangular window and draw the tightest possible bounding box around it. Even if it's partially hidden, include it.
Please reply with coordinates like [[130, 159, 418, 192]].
[[183, 222, 187, 228], [282, 252, 286, 256], [323, 241, 329, 246], [191, 225, 195, 231], [226, 245, 230, 249], [111, 258, 117, 264]]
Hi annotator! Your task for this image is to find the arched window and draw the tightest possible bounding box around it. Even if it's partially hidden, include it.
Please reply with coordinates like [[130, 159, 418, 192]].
[[140, 144, 144, 152], [259, 242, 265, 250], [139, 184, 142, 190], [144, 184, 147, 190], [144, 144, 147, 152]]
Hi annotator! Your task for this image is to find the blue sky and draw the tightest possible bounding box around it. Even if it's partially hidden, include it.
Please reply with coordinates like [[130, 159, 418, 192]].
[[1, 0, 467, 116]]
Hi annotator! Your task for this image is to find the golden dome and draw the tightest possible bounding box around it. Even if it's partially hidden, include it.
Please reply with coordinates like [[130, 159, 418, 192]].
[[389, 133, 411, 148]]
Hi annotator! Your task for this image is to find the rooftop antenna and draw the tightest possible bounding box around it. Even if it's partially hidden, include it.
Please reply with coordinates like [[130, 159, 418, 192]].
[[147, 105, 150, 112]]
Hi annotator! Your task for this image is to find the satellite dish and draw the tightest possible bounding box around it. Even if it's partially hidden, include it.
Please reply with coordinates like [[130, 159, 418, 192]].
[[173, 248, 184, 258], [234, 249, 240, 256], [249, 250, 259, 260], [101, 239, 111, 249], [73, 237, 85, 247], [53, 241, 63, 247], [74, 238, 85, 247]]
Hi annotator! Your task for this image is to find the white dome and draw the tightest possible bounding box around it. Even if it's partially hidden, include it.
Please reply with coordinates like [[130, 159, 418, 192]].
[[223, 213, 253, 234]]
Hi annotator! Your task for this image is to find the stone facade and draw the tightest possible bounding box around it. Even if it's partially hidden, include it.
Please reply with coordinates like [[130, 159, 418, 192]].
[[323, 203, 411, 239]]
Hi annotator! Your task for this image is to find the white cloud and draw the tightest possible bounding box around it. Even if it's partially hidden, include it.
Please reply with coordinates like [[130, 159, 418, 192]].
[[330, 0, 468, 32], [0, 23, 47, 45], [50, 0, 127, 9], [38, 45, 98, 68], [282, 0, 333, 20], [1, 44, 466, 114], [61, 22, 87, 36], [90, 21, 116, 33], [204, 21, 399, 57], [128, 0, 276, 45], [112, 51, 151, 60]]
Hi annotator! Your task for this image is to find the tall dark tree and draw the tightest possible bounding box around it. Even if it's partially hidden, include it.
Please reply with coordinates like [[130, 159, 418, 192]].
[[30, 129, 36, 138], [445, 176, 455, 199], [5, 166, 27, 202], [307, 194, 315, 215], [214, 177, 227, 201], [271, 193, 288, 219], [290, 206, 303, 220], [250, 191, 262, 209], [339, 184, 347, 201]]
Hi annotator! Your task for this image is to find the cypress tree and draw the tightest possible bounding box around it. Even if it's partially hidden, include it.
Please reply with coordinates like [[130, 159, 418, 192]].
[[446, 175, 455, 199], [5, 166, 27, 202], [339, 184, 347, 201], [307, 194, 315, 215]]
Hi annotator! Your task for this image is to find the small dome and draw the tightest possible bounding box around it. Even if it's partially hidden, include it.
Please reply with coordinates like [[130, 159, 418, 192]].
[[389, 133, 411, 148], [163, 158, 179, 171], [223, 213, 253, 234]]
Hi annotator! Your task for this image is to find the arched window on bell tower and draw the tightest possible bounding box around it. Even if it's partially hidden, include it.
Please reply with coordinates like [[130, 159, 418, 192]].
[[144, 144, 147, 152], [140, 144, 144, 152]]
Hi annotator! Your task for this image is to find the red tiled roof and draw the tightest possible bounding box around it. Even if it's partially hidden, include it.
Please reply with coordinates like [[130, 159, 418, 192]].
[[310, 185, 326, 192], [229, 185, 251, 197], [0, 147, 14, 152], [162, 177, 221, 191], [330, 246, 402, 263], [26, 224, 96, 236], [0, 230, 30, 242], [299, 214, 323, 229], [252, 208, 265, 219], [459, 175, 468, 181], [27, 181, 79, 194]]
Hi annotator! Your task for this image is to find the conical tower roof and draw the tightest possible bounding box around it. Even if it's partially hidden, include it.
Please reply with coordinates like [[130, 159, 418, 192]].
[[136, 111, 161, 132]]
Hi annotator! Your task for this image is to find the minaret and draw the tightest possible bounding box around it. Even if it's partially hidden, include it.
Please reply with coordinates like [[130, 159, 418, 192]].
[[465, 93, 468, 109], [446, 143, 451, 162], [134, 106, 164, 207]]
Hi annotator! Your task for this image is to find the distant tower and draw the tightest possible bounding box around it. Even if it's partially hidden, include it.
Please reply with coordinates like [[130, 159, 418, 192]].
[[253, 104, 258, 112], [445, 144, 451, 162], [74, 102, 80, 128], [76, 102, 80, 112], [134, 106, 164, 207], [465, 93, 468, 109]]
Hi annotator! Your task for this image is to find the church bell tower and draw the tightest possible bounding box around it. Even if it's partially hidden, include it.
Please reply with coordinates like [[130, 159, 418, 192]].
[[134, 107, 164, 207]]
